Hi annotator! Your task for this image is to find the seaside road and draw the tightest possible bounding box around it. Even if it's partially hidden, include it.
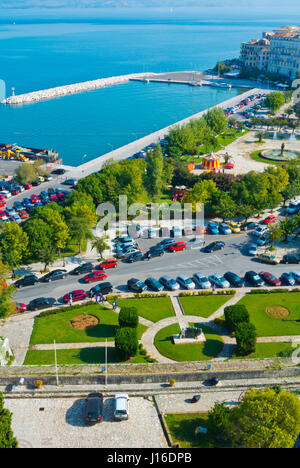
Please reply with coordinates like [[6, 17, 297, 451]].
[[13, 233, 296, 306]]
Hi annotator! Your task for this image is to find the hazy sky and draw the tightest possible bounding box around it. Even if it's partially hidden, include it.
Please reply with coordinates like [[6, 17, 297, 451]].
[[0, 0, 299, 12]]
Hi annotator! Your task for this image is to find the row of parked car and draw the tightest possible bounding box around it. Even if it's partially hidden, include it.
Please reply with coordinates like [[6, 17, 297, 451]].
[[126, 270, 300, 293], [223, 93, 266, 117]]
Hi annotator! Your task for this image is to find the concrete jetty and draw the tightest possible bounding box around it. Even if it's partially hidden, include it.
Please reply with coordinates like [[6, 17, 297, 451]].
[[1, 72, 157, 106]]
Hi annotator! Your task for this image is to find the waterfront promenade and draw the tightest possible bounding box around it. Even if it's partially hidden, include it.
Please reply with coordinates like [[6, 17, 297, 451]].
[[63, 87, 269, 181]]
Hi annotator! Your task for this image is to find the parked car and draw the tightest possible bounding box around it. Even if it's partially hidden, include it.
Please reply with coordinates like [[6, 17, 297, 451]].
[[218, 223, 231, 235], [127, 251, 144, 263], [19, 210, 29, 220], [6, 206, 16, 217], [259, 272, 281, 286], [244, 271, 265, 286], [145, 277, 164, 292], [228, 222, 240, 233], [159, 275, 180, 291], [286, 201, 300, 215], [117, 247, 140, 259], [186, 238, 205, 249], [280, 272, 295, 286], [113, 394, 129, 421], [247, 244, 258, 256], [169, 241, 186, 252], [281, 254, 300, 265], [127, 278, 147, 293], [203, 241, 225, 253], [41, 269, 68, 282], [224, 272, 244, 287], [176, 275, 195, 290], [64, 178, 78, 186], [16, 303, 27, 314], [13, 201, 23, 211], [24, 183, 33, 190], [255, 234, 269, 247], [257, 253, 281, 265], [156, 238, 176, 250], [85, 393, 103, 424], [83, 270, 107, 283], [146, 246, 164, 258], [51, 168, 66, 175], [70, 263, 94, 275], [207, 222, 219, 235], [262, 214, 277, 225], [98, 258, 118, 269], [241, 222, 259, 231], [291, 271, 300, 284], [28, 297, 56, 311], [89, 282, 113, 298], [252, 226, 269, 237], [208, 274, 230, 289], [14, 275, 39, 288], [193, 273, 211, 289], [63, 290, 87, 303]]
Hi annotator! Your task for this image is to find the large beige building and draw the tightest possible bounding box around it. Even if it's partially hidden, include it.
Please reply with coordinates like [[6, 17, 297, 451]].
[[240, 25, 300, 79]]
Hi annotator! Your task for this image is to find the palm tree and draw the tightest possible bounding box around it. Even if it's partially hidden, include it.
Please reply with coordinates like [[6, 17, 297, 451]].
[[256, 132, 265, 143], [92, 237, 109, 260], [221, 152, 233, 165]]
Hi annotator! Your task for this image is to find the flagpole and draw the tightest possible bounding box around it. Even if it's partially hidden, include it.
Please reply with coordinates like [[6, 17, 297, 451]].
[[105, 338, 108, 386]]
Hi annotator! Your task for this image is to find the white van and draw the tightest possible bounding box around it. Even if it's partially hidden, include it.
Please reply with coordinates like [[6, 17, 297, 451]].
[[113, 394, 129, 421]]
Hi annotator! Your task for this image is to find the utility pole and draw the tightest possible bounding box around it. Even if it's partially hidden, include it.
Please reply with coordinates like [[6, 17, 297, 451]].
[[105, 339, 108, 386], [54, 340, 59, 386]]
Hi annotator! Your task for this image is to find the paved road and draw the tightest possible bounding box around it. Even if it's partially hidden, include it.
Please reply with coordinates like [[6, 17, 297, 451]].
[[13, 231, 297, 307]]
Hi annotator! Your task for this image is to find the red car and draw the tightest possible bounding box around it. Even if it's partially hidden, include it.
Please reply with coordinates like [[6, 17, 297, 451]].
[[169, 242, 186, 252], [63, 290, 87, 304], [98, 258, 118, 269], [225, 163, 234, 169], [31, 194, 39, 204], [10, 188, 21, 196], [83, 270, 107, 283], [259, 272, 281, 286], [19, 210, 29, 220], [24, 183, 33, 190], [0, 199, 6, 209], [263, 215, 276, 225], [16, 303, 27, 313], [0, 210, 7, 219]]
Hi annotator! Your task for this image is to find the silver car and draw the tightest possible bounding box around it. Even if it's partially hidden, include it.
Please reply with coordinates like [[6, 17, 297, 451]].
[[176, 275, 195, 290], [159, 275, 180, 291], [193, 273, 211, 289], [114, 394, 129, 421]]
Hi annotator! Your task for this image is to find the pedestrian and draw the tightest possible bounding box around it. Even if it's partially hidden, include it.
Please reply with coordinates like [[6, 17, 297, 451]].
[[102, 295, 106, 304], [95, 293, 99, 304], [69, 295, 73, 307], [99, 292, 104, 304], [113, 300, 117, 311]]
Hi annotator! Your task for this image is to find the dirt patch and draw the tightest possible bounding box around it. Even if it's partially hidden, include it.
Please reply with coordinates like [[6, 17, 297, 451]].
[[266, 306, 290, 319], [71, 314, 99, 330]]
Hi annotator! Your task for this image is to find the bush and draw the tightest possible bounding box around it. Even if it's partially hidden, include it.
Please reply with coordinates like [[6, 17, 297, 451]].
[[115, 327, 138, 360], [118, 307, 139, 328], [224, 304, 250, 333], [235, 322, 257, 356]]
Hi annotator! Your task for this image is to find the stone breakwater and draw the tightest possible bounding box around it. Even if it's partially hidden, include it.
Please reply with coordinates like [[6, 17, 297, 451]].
[[1, 72, 157, 105]]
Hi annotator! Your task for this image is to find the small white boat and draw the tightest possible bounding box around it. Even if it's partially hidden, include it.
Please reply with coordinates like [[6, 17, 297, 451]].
[[210, 82, 232, 89]]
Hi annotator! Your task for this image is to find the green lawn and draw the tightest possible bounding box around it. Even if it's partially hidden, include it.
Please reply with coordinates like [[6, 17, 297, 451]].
[[237, 293, 300, 337], [232, 342, 296, 359], [179, 295, 234, 318], [164, 413, 226, 448], [24, 347, 149, 365], [116, 297, 175, 323], [29, 304, 147, 345], [154, 323, 223, 362]]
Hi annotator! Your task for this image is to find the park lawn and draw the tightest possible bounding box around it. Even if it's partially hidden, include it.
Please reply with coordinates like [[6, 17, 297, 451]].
[[237, 293, 300, 337], [232, 342, 296, 360], [24, 347, 149, 365], [154, 323, 223, 362], [179, 294, 234, 319], [164, 413, 227, 448], [29, 304, 147, 345], [116, 297, 175, 323]]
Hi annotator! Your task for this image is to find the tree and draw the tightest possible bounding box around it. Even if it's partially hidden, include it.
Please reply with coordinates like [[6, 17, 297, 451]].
[[145, 145, 165, 200], [204, 107, 228, 135], [23, 218, 55, 267], [0, 223, 29, 273], [268, 224, 283, 248], [224, 304, 250, 333], [66, 215, 94, 254], [279, 217, 298, 241], [0, 393, 18, 448], [235, 322, 257, 356], [91, 237, 109, 259], [115, 327, 138, 360], [213, 193, 236, 222], [264, 91, 285, 112], [237, 204, 256, 222], [225, 388, 300, 448], [281, 182, 300, 205], [15, 162, 36, 184], [118, 307, 139, 329]]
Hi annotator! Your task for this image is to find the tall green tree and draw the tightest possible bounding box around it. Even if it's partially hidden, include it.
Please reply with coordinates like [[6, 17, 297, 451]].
[[91, 237, 109, 259], [0, 223, 29, 273], [0, 393, 18, 448]]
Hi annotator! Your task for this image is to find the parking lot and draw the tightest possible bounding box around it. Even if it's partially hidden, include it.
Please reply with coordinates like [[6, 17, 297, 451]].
[[5, 396, 167, 448]]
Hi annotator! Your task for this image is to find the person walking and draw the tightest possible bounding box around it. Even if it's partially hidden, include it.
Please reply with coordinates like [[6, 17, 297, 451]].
[[69, 295, 73, 307], [113, 300, 118, 311], [99, 292, 104, 304]]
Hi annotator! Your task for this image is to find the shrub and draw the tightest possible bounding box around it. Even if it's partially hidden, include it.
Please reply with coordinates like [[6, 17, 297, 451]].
[[118, 307, 139, 328], [169, 378, 176, 387], [235, 322, 257, 356], [115, 327, 138, 360], [224, 304, 250, 333]]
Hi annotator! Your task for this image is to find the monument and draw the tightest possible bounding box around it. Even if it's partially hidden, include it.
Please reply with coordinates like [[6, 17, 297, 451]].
[[0, 337, 13, 366], [172, 326, 206, 345]]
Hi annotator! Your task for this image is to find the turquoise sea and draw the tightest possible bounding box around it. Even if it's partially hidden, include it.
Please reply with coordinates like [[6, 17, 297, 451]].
[[0, 7, 298, 166]]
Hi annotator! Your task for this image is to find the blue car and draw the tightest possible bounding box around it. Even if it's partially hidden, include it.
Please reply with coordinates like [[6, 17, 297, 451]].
[[291, 271, 300, 284], [22, 198, 31, 207], [145, 277, 164, 292], [218, 223, 231, 235], [280, 273, 295, 286], [207, 222, 219, 235]]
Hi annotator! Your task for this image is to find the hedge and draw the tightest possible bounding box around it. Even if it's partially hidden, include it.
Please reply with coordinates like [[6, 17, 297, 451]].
[[115, 327, 138, 360], [224, 304, 250, 333], [118, 307, 139, 328]]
